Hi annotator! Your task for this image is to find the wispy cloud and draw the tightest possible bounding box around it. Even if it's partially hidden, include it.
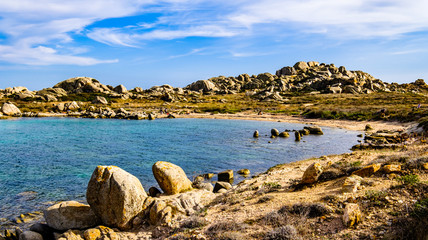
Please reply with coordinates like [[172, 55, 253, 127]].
[[1, 0, 428, 66], [0, 0, 149, 65]]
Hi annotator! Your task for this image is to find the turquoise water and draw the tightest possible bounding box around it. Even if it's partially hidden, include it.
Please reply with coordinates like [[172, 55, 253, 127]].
[[0, 117, 360, 221]]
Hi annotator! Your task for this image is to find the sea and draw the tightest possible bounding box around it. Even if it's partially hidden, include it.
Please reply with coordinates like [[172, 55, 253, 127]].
[[0, 117, 360, 223]]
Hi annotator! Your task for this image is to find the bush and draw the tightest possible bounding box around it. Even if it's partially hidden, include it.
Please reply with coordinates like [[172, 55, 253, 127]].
[[397, 174, 420, 186], [180, 216, 208, 229], [265, 225, 302, 240]]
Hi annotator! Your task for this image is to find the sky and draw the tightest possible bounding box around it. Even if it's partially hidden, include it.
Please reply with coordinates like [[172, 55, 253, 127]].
[[0, 0, 428, 90]]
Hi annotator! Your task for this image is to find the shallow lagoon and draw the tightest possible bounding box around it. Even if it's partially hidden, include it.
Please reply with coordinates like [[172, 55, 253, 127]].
[[0, 117, 360, 220]]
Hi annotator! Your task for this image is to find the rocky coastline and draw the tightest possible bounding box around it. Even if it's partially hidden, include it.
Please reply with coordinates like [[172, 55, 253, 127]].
[[1, 61, 427, 239]]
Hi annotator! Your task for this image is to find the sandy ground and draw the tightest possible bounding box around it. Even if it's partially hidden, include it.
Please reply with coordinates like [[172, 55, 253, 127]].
[[176, 112, 415, 132]]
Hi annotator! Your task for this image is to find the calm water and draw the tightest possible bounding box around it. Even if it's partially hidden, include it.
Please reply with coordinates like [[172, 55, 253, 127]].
[[0, 117, 360, 221]]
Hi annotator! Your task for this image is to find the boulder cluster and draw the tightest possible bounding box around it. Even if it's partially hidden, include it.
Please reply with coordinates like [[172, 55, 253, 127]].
[[14, 161, 248, 239], [1, 62, 426, 107], [184, 61, 428, 100]]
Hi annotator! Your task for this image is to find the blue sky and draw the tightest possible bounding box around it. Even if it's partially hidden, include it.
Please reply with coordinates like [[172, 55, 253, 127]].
[[1, 0, 428, 90]]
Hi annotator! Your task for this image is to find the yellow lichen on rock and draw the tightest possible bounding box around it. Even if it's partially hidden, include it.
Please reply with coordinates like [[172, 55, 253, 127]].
[[152, 161, 193, 195]]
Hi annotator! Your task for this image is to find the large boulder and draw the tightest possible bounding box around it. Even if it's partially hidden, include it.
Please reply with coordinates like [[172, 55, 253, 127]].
[[301, 162, 323, 184], [54, 77, 111, 94], [352, 164, 381, 177], [304, 126, 323, 135], [186, 80, 218, 92], [1, 102, 21, 116], [113, 84, 127, 94], [43, 201, 100, 231], [92, 96, 108, 105], [293, 61, 310, 71], [86, 166, 148, 230], [152, 161, 193, 195]]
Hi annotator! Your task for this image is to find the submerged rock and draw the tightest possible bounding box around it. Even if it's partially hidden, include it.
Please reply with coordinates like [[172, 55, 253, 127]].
[[86, 166, 147, 230], [152, 161, 193, 195], [304, 126, 323, 135]]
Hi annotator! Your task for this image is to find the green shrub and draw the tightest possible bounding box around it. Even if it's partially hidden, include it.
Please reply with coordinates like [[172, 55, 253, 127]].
[[397, 174, 420, 186]]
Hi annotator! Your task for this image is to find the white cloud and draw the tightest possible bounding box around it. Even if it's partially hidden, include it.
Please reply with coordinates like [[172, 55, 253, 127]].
[[0, 0, 151, 65]]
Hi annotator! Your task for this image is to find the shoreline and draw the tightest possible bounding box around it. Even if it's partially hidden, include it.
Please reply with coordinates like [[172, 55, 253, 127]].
[[177, 112, 416, 132]]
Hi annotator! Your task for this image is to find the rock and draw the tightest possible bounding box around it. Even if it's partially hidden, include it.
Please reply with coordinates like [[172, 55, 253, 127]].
[[92, 96, 108, 105], [86, 166, 148, 230], [193, 182, 214, 192], [342, 175, 363, 193], [201, 173, 214, 179], [56, 103, 65, 112], [214, 182, 232, 193], [271, 128, 279, 137], [304, 126, 323, 135], [343, 203, 361, 227], [148, 113, 155, 120], [29, 223, 55, 240], [149, 187, 162, 197], [308, 61, 319, 67], [277, 66, 297, 76], [54, 77, 110, 94], [423, 162, 428, 170], [218, 170, 233, 182], [301, 162, 323, 184], [113, 84, 127, 94], [43, 201, 100, 231], [253, 130, 259, 138], [294, 61, 309, 71], [65, 101, 79, 111], [19, 231, 43, 240], [44, 94, 58, 102], [299, 129, 310, 136], [279, 132, 290, 137], [352, 164, 381, 177], [193, 176, 205, 185], [382, 165, 401, 173], [149, 200, 172, 225], [83, 226, 117, 240], [57, 230, 84, 240], [365, 124, 373, 131], [237, 169, 250, 175], [152, 161, 193, 195], [186, 80, 218, 92], [2, 102, 21, 116], [295, 131, 301, 141]]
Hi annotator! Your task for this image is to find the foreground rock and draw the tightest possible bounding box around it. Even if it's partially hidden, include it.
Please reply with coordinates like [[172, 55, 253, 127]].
[[86, 166, 147, 230], [343, 203, 362, 227], [43, 201, 100, 231], [1, 102, 21, 116], [301, 162, 323, 184], [152, 161, 193, 195]]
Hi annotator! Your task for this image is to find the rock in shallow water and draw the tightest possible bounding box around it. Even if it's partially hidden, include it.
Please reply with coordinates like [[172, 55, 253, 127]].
[[86, 165, 147, 230], [43, 201, 100, 231]]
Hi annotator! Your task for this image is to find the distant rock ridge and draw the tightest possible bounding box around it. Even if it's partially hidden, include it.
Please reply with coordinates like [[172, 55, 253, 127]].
[[0, 62, 426, 104]]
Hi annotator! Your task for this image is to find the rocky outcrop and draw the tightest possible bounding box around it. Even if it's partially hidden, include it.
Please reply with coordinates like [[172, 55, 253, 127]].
[[43, 201, 100, 231], [1, 102, 21, 116], [185, 80, 218, 93], [152, 161, 193, 195], [54, 77, 111, 94], [86, 166, 148, 230]]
